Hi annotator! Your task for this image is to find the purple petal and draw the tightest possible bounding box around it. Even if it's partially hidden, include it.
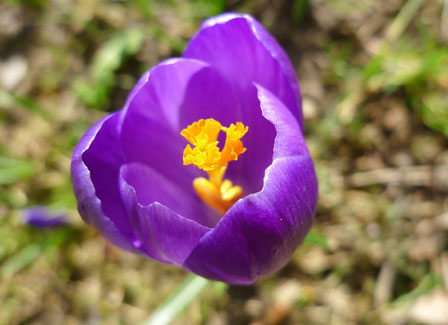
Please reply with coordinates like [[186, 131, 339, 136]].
[[119, 58, 210, 192], [120, 162, 219, 227], [225, 85, 276, 194], [183, 86, 317, 284], [119, 58, 209, 131], [22, 206, 69, 228], [184, 13, 303, 128], [256, 84, 308, 159], [71, 113, 141, 253], [119, 168, 211, 265], [178, 66, 242, 130]]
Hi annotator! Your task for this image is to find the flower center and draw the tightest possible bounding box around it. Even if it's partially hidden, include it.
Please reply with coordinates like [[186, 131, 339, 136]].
[[181, 118, 248, 215]]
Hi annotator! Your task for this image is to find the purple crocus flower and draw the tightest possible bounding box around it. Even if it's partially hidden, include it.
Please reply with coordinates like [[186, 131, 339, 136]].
[[71, 13, 317, 284], [23, 206, 69, 228]]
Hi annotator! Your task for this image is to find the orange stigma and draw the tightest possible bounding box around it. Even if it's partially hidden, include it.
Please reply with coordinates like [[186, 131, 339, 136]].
[[181, 118, 248, 215]]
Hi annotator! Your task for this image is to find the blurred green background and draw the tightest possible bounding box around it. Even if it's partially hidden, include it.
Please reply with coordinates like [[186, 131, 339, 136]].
[[1, 0, 448, 324]]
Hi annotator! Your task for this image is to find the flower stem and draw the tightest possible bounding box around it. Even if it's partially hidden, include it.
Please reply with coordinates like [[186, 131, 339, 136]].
[[145, 274, 210, 325]]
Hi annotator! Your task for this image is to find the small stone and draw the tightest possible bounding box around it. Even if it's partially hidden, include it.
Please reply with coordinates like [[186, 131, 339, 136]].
[[410, 288, 448, 325], [0, 55, 28, 90]]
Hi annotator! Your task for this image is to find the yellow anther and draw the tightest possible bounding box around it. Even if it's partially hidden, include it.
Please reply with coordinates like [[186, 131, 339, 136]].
[[192, 178, 243, 215], [181, 118, 248, 215], [220, 180, 243, 201]]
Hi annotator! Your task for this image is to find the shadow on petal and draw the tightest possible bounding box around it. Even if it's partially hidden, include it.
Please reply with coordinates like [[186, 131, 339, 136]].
[[119, 167, 211, 265]]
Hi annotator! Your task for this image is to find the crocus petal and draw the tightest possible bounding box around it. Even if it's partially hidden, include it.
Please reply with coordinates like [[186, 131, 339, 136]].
[[119, 162, 218, 227], [225, 85, 276, 194], [119, 58, 210, 191], [184, 13, 303, 128], [119, 167, 211, 265], [71, 113, 141, 253], [256, 84, 308, 159], [183, 86, 317, 283], [178, 66, 242, 130]]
